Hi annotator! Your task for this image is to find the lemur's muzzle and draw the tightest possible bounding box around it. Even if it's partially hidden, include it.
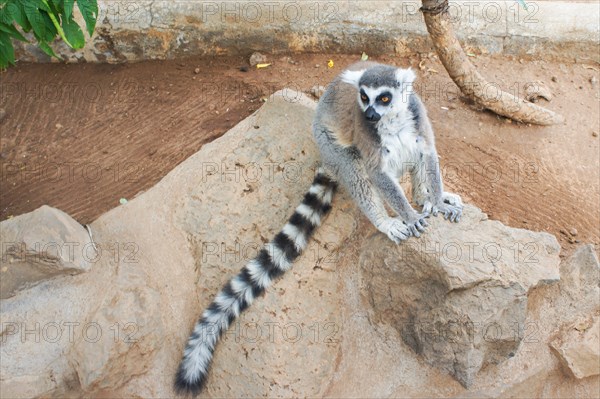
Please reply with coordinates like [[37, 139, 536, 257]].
[[365, 106, 381, 122]]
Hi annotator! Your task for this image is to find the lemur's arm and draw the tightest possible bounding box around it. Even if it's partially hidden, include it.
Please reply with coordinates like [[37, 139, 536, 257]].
[[369, 169, 428, 237]]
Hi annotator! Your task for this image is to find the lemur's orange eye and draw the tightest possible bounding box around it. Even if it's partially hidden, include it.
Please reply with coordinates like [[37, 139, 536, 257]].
[[381, 96, 390, 103], [361, 94, 368, 101]]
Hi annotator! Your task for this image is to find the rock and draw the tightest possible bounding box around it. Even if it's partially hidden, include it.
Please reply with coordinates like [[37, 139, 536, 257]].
[[524, 81, 553, 102], [551, 315, 600, 379], [97, 90, 348, 397], [193, 67, 200, 74], [310, 85, 326, 99], [547, 245, 600, 380], [421, 243, 600, 398], [2, 90, 598, 398], [360, 205, 561, 387], [249, 52, 267, 67], [569, 228, 578, 236], [0, 206, 164, 398], [554, 244, 599, 311], [0, 91, 343, 398], [70, 266, 163, 391], [0, 205, 93, 299]]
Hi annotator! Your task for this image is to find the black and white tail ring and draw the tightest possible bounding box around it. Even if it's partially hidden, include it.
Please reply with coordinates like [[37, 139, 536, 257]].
[[175, 167, 338, 394]]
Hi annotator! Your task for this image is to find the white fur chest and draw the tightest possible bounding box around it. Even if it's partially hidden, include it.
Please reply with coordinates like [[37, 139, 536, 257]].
[[378, 116, 422, 177]]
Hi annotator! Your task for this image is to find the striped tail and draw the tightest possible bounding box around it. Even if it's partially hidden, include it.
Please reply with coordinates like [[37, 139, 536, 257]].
[[175, 168, 338, 394]]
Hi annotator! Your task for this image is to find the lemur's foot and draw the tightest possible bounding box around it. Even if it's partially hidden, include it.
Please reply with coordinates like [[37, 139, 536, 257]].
[[423, 192, 463, 223], [379, 218, 411, 244], [442, 192, 462, 207]]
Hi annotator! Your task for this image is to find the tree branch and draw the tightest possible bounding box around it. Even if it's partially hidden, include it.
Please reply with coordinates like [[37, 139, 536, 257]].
[[421, 0, 564, 125]]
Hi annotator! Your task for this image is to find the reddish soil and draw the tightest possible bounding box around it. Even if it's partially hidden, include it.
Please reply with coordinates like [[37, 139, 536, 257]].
[[1, 53, 598, 255]]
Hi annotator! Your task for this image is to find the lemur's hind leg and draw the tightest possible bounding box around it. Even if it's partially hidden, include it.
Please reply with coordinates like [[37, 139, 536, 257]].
[[412, 150, 463, 223], [411, 161, 430, 210]]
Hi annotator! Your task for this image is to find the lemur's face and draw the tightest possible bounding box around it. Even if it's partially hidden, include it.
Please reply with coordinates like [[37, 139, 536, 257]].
[[356, 86, 396, 122], [341, 65, 415, 124]]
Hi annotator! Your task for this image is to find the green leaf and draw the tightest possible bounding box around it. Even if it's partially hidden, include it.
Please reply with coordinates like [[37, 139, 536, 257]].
[[37, 39, 57, 58], [0, 1, 14, 24], [0, 30, 16, 68], [49, 0, 63, 12], [62, 16, 83, 48], [23, 1, 50, 41], [12, 2, 31, 32], [63, 0, 73, 20], [1, 0, 96, 67], [0, 21, 27, 41], [76, 0, 97, 36], [39, 0, 72, 47], [41, 9, 58, 41]]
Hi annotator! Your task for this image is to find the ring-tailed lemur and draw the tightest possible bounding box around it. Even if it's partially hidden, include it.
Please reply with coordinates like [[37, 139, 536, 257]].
[[175, 61, 463, 394]]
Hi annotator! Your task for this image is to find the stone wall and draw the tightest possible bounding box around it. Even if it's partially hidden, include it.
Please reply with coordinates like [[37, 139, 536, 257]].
[[14, 0, 600, 63]]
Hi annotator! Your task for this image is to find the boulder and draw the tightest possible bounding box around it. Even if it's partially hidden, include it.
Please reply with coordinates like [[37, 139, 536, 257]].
[[548, 244, 600, 379], [360, 205, 561, 387], [551, 315, 600, 379], [1, 90, 341, 398], [0, 213, 163, 398], [553, 244, 600, 316], [1, 90, 598, 398], [464, 244, 600, 398], [0, 205, 93, 299]]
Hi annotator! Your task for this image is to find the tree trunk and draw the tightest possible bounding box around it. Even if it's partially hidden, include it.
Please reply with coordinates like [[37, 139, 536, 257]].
[[421, 0, 564, 125]]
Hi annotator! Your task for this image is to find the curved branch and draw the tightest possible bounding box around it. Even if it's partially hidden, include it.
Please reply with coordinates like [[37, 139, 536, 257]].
[[421, 0, 564, 126]]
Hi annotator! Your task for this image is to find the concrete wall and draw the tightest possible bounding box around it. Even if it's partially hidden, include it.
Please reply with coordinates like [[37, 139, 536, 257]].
[[15, 1, 600, 63]]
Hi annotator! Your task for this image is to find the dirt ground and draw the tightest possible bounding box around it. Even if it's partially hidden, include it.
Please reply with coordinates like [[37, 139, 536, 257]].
[[1, 53, 598, 255]]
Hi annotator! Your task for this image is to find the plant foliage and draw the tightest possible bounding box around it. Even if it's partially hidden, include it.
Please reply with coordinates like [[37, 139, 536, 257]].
[[0, 0, 98, 68]]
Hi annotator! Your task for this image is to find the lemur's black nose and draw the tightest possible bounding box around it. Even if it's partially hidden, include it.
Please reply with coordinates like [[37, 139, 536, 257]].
[[365, 106, 381, 122]]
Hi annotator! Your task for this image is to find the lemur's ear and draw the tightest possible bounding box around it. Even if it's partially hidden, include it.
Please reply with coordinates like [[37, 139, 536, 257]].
[[395, 68, 416, 87], [340, 69, 365, 88]]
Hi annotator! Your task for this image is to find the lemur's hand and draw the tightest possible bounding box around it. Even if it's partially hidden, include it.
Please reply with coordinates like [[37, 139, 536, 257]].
[[422, 192, 463, 223], [402, 212, 428, 238], [379, 218, 412, 244]]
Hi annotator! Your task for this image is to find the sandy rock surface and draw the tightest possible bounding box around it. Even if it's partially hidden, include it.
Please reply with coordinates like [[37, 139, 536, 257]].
[[1, 91, 598, 398], [360, 204, 561, 387], [0, 206, 93, 299], [551, 315, 600, 379]]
